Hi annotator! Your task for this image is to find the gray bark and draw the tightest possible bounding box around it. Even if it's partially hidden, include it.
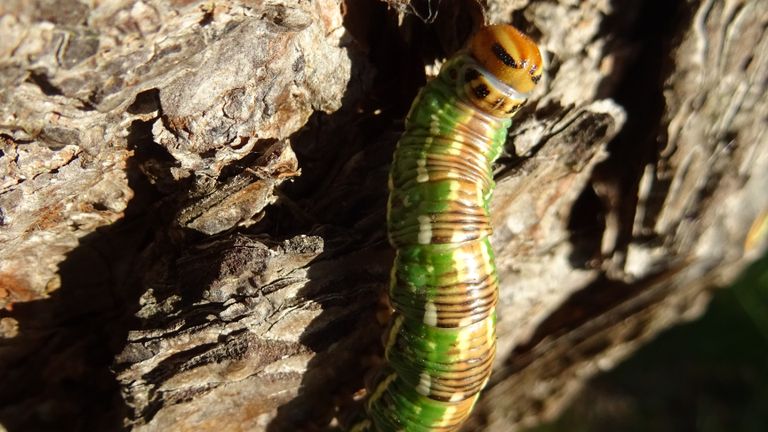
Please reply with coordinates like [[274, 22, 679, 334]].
[[0, 0, 766, 431]]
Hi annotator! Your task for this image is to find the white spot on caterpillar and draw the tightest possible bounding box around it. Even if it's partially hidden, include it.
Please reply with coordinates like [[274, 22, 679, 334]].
[[454, 248, 481, 281], [449, 391, 465, 402], [416, 371, 432, 395], [416, 157, 429, 183], [450, 232, 464, 243], [429, 119, 440, 135], [446, 179, 460, 200], [446, 134, 464, 155], [457, 332, 471, 352], [424, 301, 438, 326], [418, 215, 432, 244], [450, 222, 468, 242]]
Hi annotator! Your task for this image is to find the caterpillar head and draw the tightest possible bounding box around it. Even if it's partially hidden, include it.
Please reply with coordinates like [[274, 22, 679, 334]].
[[462, 24, 543, 117]]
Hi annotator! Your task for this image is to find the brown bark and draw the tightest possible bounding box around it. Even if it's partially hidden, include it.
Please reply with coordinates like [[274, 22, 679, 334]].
[[0, 0, 766, 431]]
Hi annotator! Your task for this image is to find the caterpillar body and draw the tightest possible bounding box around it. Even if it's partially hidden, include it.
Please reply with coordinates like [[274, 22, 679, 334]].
[[352, 24, 543, 432]]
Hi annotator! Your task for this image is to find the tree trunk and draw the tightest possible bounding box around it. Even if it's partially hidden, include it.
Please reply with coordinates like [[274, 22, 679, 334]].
[[0, 0, 765, 431]]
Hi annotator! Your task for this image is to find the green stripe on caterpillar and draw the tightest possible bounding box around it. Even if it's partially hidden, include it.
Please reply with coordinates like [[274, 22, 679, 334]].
[[351, 24, 543, 431]]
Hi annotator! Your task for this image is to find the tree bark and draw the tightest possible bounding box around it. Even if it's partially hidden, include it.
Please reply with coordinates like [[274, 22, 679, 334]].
[[0, 0, 766, 431]]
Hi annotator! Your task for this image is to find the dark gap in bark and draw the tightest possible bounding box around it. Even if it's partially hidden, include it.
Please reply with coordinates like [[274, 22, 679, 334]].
[[567, 185, 606, 268], [588, 0, 691, 257], [218, 138, 278, 181], [126, 118, 180, 197], [126, 88, 161, 115], [27, 69, 63, 96]]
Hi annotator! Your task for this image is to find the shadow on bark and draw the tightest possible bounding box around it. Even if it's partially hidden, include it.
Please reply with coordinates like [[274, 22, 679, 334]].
[[262, 104, 395, 432], [0, 127, 161, 431]]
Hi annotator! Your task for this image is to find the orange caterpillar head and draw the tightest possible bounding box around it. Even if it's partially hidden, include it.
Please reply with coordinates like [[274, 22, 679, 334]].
[[460, 24, 543, 117]]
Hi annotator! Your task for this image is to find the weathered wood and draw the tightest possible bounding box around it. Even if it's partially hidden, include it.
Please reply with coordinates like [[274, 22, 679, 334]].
[[0, 0, 766, 431]]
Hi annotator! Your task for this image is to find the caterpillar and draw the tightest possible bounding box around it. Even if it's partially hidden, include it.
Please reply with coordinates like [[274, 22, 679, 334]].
[[351, 24, 543, 431]]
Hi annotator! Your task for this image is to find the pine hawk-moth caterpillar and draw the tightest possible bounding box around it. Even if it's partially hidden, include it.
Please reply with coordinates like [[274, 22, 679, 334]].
[[351, 24, 543, 432]]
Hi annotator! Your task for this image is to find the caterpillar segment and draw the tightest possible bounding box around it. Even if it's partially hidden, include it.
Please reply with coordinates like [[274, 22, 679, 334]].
[[351, 24, 542, 431]]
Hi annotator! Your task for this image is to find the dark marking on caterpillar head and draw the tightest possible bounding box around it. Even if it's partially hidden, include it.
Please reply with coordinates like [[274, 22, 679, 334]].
[[491, 43, 517, 68], [531, 74, 541, 84], [464, 67, 480, 83], [473, 84, 490, 98]]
